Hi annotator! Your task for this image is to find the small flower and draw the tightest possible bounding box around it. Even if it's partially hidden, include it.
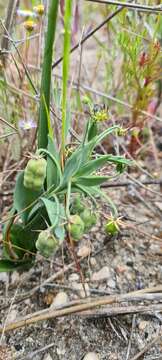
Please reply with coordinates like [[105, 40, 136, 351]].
[[131, 127, 140, 138], [153, 40, 160, 53], [139, 52, 149, 67], [19, 119, 36, 130], [24, 20, 36, 32], [147, 99, 158, 116], [144, 76, 151, 87], [116, 127, 128, 136], [33, 4, 45, 16]]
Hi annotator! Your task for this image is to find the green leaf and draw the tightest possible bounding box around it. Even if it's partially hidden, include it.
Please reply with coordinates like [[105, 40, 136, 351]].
[[38, 0, 59, 149], [88, 121, 98, 141], [54, 225, 65, 242], [38, 146, 62, 187], [75, 176, 109, 187], [41, 196, 59, 228], [13, 172, 42, 223], [79, 125, 120, 166], [61, 126, 119, 188], [0, 259, 33, 272], [61, 148, 83, 187], [75, 155, 131, 178], [47, 136, 60, 189], [5, 223, 37, 259]]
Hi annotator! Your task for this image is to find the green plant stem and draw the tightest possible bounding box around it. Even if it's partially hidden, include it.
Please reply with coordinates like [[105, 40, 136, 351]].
[[61, 0, 73, 167], [38, 0, 59, 149]]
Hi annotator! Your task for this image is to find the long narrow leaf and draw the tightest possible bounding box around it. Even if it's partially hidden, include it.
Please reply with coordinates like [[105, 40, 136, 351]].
[[38, 1, 59, 149], [75, 155, 132, 177], [75, 175, 110, 187], [62, 125, 119, 186]]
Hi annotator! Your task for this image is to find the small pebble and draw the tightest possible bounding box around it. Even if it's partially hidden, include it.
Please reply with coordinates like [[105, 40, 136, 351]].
[[107, 278, 116, 289], [69, 273, 80, 282], [50, 291, 69, 309], [90, 257, 97, 267], [43, 354, 53, 360], [138, 320, 148, 331], [83, 352, 100, 360], [6, 309, 17, 324], [115, 265, 126, 274], [91, 266, 111, 282], [155, 201, 162, 211], [77, 245, 91, 258], [0, 272, 8, 283], [72, 283, 90, 298]]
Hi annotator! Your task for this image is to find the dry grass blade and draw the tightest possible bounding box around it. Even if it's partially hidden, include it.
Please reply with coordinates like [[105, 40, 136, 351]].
[[1, 286, 162, 333], [130, 333, 162, 360], [85, 0, 162, 13]]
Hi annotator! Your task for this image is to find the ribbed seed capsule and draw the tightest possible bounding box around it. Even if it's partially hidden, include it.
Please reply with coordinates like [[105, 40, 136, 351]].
[[36, 230, 59, 258], [68, 215, 84, 241], [24, 157, 47, 191], [80, 209, 97, 231]]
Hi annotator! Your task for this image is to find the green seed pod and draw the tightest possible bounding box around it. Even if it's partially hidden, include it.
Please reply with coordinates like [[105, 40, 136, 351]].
[[80, 209, 97, 231], [24, 157, 47, 191], [105, 219, 119, 236], [71, 196, 84, 214], [25, 159, 37, 173], [68, 215, 84, 241], [36, 230, 59, 258], [23, 174, 34, 189], [32, 178, 44, 191], [35, 158, 47, 177]]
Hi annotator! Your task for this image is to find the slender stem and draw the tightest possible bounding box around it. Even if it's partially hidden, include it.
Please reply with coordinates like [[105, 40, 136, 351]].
[[38, 0, 59, 149]]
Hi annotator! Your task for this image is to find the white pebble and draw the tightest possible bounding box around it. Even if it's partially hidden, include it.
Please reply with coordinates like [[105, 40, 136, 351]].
[[91, 266, 111, 281], [43, 354, 53, 360], [83, 352, 100, 360], [77, 245, 91, 258], [50, 291, 69, 309], [69, 273, 80, 282], [72, 283, 90, 298]]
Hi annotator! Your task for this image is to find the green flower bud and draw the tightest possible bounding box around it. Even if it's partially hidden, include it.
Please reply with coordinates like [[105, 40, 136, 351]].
[[36, 230, 59, 258], [105, 219, 119, 236], [68, 215, 84, 241]]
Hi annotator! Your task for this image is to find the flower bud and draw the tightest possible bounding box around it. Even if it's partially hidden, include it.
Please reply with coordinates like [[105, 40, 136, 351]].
[[105, 218, 119, 236], [33, 4, 45, 16], [24, 20, 36, 32]]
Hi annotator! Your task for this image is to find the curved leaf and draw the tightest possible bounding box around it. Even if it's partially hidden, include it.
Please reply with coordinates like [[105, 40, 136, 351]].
[[74, 175, 109, 187], [75, 155, 131, 178], [13, 172, 42, 223]]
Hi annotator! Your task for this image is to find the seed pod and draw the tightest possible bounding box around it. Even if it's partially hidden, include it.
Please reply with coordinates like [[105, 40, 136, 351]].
[[80, 209, 97, 231], [68, 215, 84, 241], [24, 157, 47, 191], [34, 158, 47, 177], [105, 219, 119, 236], [36, 230, 59, 258], [71, 196, 84, 214]]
